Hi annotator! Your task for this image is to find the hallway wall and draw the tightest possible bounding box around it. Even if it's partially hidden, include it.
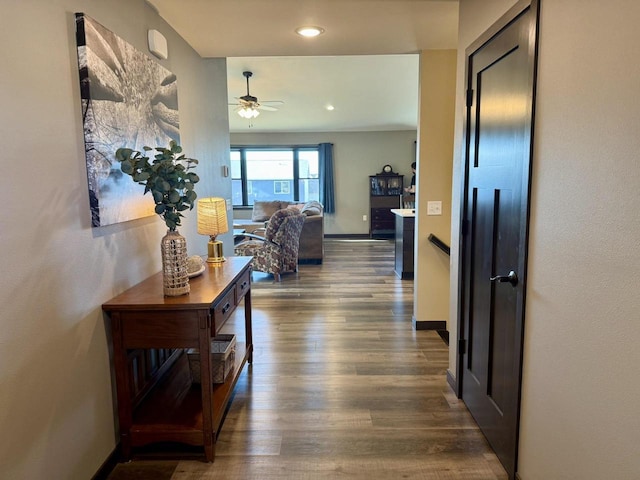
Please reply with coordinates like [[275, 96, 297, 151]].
[[0, 1, 230, 478], [450, 1, 640, 478], [413, 49, 457, 328]]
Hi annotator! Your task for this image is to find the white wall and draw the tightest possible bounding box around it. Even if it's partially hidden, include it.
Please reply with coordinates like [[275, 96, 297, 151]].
[[413, 49, 457, 326], [520, 0, 640, 478], [231, 131, 417, 235], [0, 1, 230, 478], [451, 1, 640, 478]]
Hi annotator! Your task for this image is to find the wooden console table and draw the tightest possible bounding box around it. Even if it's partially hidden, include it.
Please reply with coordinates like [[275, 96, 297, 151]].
[[102, 256, 253, 462]]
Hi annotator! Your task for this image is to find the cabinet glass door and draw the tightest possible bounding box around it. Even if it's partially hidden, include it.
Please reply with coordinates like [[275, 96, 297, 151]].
[[371, 177, 387, 195], [387, 177, 402, 195]]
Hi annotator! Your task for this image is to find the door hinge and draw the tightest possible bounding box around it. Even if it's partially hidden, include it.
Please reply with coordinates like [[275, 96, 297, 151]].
[[466, 89, 474, 108], [458, 338, 467, 354]]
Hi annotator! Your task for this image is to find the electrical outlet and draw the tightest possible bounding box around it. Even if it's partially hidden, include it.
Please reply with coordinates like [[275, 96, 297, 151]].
[[363, 214, 368, 222], [427, 201, 442, 215]]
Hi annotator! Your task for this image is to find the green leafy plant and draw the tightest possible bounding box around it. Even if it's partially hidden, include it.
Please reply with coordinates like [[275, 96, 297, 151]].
[[115, 141, 200, 231]]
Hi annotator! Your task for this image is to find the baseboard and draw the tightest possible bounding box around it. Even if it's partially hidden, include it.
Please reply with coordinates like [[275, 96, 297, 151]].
[[299, 258, 322, 265], [91, 444, 120, 480], [437, 329, 449, 345], [412, 318, 446, 330], [515, 473, 523, 480], [324, 234, 371, 239], [446, 369, 459, 397]]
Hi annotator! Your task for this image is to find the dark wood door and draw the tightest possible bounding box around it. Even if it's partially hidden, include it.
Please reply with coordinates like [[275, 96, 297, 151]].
[[459, 1, 539, 478]]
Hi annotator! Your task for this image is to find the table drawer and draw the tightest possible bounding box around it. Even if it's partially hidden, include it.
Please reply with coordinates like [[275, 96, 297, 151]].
[[372, 220, 394, 231], [372, 208, 394, 222], [235, 269, 251, 302], [212, 287, 236, 333]]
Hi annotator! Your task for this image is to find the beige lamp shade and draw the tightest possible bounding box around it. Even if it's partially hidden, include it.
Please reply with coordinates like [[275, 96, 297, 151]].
[[198, 197, 229, 264], [197, 197, 229, 237]]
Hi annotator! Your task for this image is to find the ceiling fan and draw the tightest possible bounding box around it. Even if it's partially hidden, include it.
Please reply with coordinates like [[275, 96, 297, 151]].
[[229, 71, 283, 119]]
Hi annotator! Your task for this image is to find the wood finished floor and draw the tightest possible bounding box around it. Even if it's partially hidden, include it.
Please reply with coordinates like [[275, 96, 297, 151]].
[[108, 239, 507, 480]]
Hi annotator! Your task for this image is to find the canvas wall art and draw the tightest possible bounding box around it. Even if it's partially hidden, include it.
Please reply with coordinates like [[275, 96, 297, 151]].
[[75, 13, 180, 227]]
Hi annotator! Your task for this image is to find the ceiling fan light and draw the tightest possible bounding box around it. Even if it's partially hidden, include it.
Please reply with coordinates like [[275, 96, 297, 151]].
[[295, 26, 325, 38], [238, 107, 260, 119]]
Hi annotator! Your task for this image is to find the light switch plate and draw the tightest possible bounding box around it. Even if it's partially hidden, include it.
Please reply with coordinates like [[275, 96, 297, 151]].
[[225, 199, 231, 210], [427, 201, 442, 215]]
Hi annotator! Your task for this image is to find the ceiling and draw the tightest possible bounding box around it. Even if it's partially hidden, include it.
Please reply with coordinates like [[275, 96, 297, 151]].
[[147, 0, 459, 133]]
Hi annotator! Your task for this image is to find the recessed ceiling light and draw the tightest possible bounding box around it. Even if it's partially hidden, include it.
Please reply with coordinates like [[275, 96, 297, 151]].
[[295, 26, 325, 38], [326, 105, 335, 111]]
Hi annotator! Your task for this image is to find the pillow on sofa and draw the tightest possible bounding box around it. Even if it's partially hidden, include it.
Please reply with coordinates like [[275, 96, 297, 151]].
[[301, 201, 323, 216], [252, 201, 283, 222], [287, 203, 305, 212]]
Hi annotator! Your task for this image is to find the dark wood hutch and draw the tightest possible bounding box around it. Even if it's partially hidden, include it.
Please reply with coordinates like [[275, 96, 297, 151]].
[[369, 166, 403, 238]]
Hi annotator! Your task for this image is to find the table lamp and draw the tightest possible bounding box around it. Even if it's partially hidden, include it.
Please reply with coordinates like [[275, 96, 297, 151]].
[[197, 197, 229, 264]]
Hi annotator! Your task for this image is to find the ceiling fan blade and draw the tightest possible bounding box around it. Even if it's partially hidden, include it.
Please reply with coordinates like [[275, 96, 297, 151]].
[[232, 72, 281, 115]]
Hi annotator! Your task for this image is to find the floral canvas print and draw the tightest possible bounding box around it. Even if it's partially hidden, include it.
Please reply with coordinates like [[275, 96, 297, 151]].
[[75, 13, 180, 227]]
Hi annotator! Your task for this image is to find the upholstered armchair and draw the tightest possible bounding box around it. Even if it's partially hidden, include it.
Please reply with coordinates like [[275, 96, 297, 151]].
[[234, 208, 306, 281]]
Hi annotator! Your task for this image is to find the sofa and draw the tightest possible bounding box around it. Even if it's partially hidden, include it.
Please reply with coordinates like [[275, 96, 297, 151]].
[[233, 200, 324, 264]]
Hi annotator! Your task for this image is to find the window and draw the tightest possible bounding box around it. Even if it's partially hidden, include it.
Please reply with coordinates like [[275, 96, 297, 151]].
[[231, 146, 320, 206], [274, 181, 290, 195]]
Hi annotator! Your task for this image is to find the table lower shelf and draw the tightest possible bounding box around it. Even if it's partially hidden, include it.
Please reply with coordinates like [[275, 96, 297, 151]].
[[129, 341, 251, 452]]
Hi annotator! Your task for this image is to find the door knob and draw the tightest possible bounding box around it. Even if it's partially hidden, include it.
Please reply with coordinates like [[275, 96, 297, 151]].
[[490, 270, 518, 286]]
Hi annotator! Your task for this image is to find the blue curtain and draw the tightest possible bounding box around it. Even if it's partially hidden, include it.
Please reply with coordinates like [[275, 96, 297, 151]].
[[318, 143, 335, 213]]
